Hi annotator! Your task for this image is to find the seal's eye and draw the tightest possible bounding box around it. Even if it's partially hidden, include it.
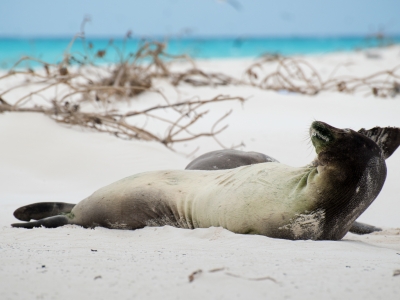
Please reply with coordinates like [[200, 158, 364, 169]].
[[343, 128, 351, 133]]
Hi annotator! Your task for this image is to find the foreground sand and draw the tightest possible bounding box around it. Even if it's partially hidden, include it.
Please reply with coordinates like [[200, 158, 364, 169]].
[[1, 46, 400, 299]]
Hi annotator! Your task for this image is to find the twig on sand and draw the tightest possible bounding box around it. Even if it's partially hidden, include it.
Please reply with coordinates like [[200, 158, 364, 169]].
[[188, 269, 203, 282], [188, 267, 278, 283], [225, 272, 278, 283]]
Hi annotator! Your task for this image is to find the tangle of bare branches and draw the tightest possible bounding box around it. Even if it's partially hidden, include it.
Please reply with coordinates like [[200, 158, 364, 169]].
[[0, 31, 399, 153], [244, 54, 400, 97], [0, 32, 243, 151]]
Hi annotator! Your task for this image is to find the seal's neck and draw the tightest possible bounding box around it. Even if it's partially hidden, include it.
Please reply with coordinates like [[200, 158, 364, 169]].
[[317, 154, 387, 240]]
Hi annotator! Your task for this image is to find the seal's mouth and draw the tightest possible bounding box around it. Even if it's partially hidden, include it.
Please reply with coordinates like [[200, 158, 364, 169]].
[[310, 121, 335, 153], [310, 128, 330, 142]]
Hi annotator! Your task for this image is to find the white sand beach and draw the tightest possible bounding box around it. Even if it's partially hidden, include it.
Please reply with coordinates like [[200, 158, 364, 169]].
[[1, 46, 400, 299]]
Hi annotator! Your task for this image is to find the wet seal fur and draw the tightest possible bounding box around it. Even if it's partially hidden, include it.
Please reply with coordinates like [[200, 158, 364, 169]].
[[185, 126, 400, 235], [12, 121, 390, 240]]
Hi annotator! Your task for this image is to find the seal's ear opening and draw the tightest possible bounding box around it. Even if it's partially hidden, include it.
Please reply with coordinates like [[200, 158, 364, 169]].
[[358, 127, 400, 159]]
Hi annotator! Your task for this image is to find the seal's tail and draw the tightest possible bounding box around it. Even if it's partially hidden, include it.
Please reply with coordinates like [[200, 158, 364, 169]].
[[349, 221, 382, 235], [11, 215, 70, 229], [13, 202, 76, 221]]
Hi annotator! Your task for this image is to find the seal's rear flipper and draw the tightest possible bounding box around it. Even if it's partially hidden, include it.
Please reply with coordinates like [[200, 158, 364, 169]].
[[358, 127, 400, 159], [11, 215, 70, 229], [349, 221, 382, 235], [13, 202, 76, 221]]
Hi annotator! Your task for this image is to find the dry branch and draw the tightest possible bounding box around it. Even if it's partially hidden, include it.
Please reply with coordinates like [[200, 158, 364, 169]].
[[0, 94, 244, 150], [244, 55, 400, 97], [171, 69, 240, 87]]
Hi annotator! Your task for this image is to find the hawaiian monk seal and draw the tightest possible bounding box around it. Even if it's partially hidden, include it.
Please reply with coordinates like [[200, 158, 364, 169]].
[[12, 121, 388, 240], [185, 125, 400, 235]]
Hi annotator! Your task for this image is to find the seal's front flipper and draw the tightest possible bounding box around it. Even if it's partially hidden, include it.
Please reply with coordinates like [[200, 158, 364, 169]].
[[13, 202, 76, 221], [185, 149, 279, 170], [358, 127, 400, 159], [349, 221, 382, 235], [11, 215, 70, 229]]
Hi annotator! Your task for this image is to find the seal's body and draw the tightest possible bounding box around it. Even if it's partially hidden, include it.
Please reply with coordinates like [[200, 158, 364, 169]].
[[72, 163, 324, 239], [12, 121, 390, 240]]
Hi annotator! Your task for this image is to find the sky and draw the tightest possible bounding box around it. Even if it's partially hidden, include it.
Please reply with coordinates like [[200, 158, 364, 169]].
[[0, 0, 399, 38]]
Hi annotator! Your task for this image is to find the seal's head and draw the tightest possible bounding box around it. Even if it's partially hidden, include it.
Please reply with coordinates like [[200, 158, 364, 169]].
[[309, 121, 387, 240], [310, 121, 384, 181]]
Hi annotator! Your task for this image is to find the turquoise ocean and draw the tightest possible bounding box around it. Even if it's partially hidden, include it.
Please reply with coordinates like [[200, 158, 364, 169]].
[[1, 36, 399, 69]]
